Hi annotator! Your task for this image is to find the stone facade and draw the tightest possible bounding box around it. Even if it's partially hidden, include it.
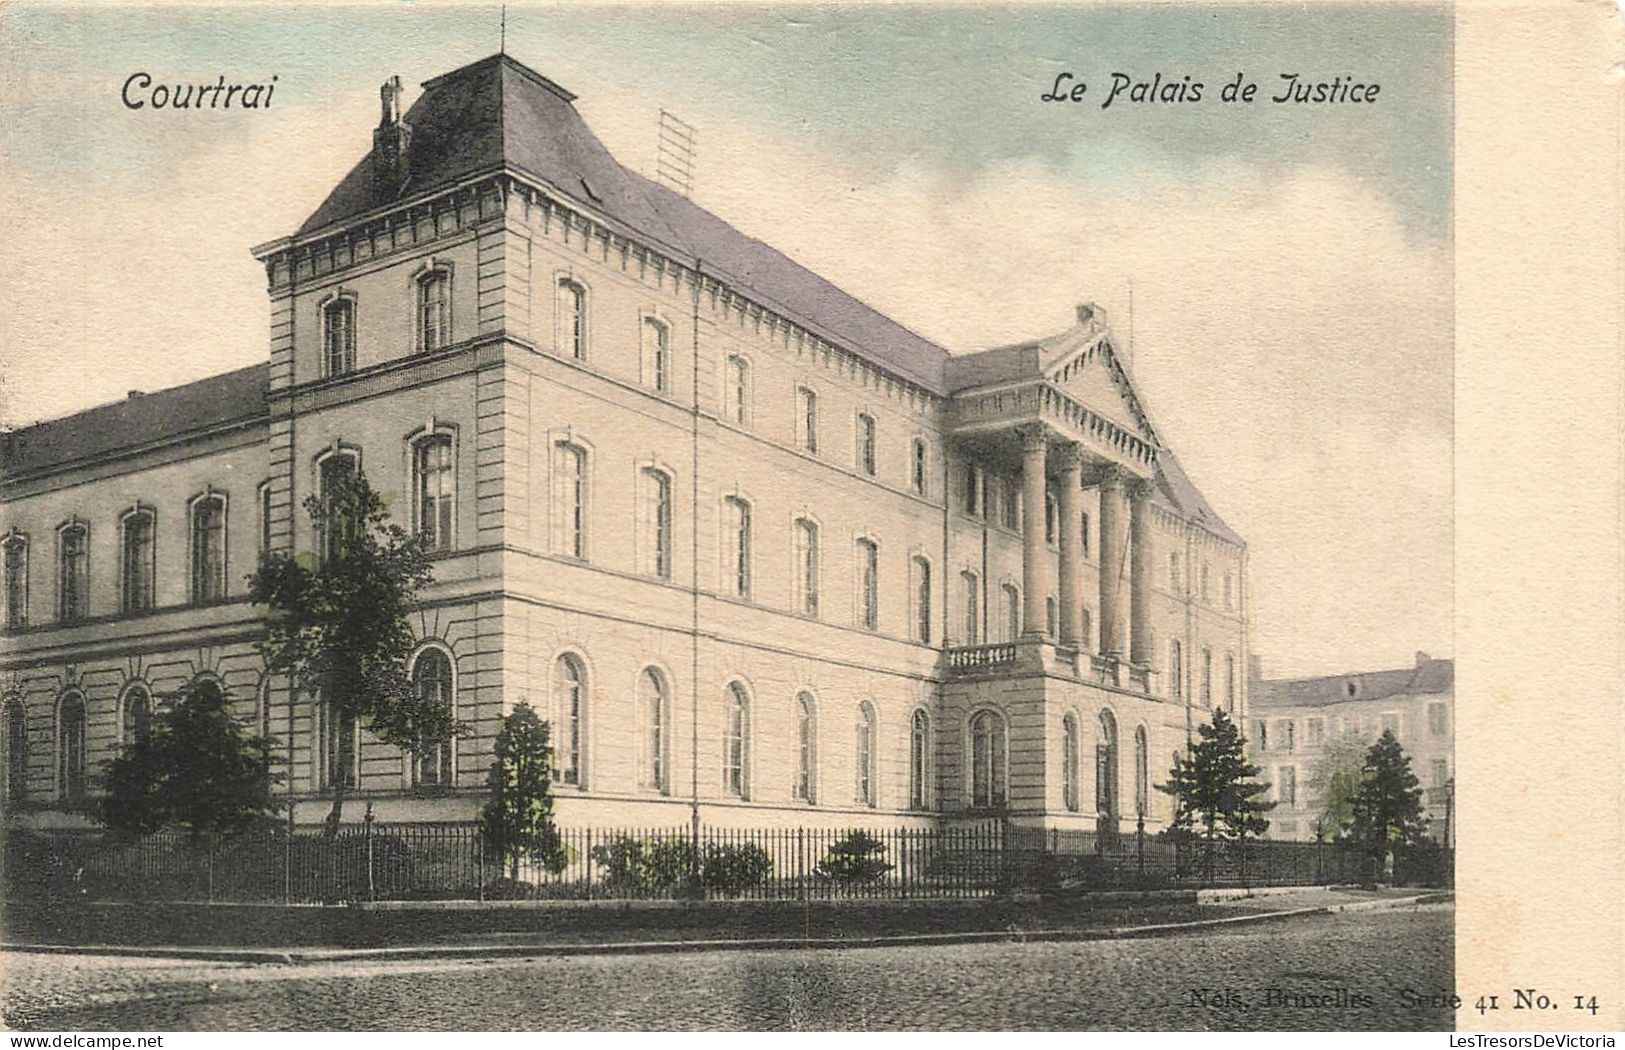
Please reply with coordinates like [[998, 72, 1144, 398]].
[[0, 54, 1248, 833], [1250, 653, 1454, 842]]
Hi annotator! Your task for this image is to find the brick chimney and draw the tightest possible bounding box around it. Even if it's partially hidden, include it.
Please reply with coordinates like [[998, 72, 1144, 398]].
[[371, 76, 412, 197]]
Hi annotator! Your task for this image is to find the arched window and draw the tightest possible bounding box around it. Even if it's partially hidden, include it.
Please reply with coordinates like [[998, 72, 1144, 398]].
[[912, 556, 932, 644], [418, 270, 451, 353], [554, 442, 588, 559], [911, 438, 928, 496], [639, 668, 667, 792], [856, 539, 878, 630], [559, 279, 587, 360], [961, 570, 979, 644], [58, 692, 86, 802], [725, 496, 751, 599], [856, 413, 877, 476], [794, 518, 820, 617], [909, 709, 930, 810], [413, 435, 454, 552], [969, 710, 1006, 809], [1062, 713, 1080, 812], [5, 699, 27, 804], [855, 701, 877, 807], [726, 355, 750, 426], [797, 387, 819, 453], [793, 691, 817, 802], [3, 534, 28, 630], [723, 682, 748, 797], [323, 297, 356, 377], [1001, 583, 1020, 643], [121, 685, 151, 745], [317, 452, 358, 564], [554, 654, 585, 785], [1096, 709, 1119, 818], [57, 522, 89, 624], [322, 687, 359, 789], [120, 509, 155, 613], [1134, 725, 1150, 818], [412, 649, 454, 786], [644, 318, 670, 393], [190, 495, 227, 603], [642, 468, 672, 579]]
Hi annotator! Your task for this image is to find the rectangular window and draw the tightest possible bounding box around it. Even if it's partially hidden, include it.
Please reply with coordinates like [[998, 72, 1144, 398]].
[[1225, 653, 1237, 710], [1080, 511, 1090, 559], [1255, 720, 1268, 752], [1278, 766, 1296, 806], [419, 272, 450, 352], [858, 540, 878, 630], [1224, 572, 1234, 609], [1282, 720, 1296, 752], [727, 498, 751, 599], [1201, 648, 1213, 705], [58, 526, 88, 624], [323, 299, 355, 377], [554, 444, 587, 559], [795, 520, 819, 617], [646, 319, 670, 393], [191, 499, 227, 603], [728, 356, 750, 425], [1169, 552, 1181, 593], [1430, 758, 1449, 788], [962, 463, 979, 516], [797, 387, 819, 453], [646, 469, 672, 579], [1168, 640, 1183, 699], [122, 514, 155, 613], [1427, 702, 1448, 736], [911, 439, 927, 495], [1307, 718, 1324, 747], [259, 483, 273, 556], [962, 572, 979, 644], [913, 558, 931, 644], [559, 280, 587, 360], [1001, 479, 1019, 531], [857, 414, 876, 476], [415, 438, 454, 552], [3, 539, 27, 630], [318, 455, 356, 564], [1200, 564, 1210, 603]]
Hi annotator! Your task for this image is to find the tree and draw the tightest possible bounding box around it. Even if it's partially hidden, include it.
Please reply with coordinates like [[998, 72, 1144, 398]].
[[98, 682, 282, 839], [247, 469, 458, 831], [1343, 729, 1428, 865], [1157, 708, 1274, 880], [479, 703, 568, 880], [1306, 730, 1369, 841]]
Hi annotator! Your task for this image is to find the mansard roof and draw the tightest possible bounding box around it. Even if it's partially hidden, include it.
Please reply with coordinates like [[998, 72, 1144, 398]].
[[1, 364, 269, 478], [1252, 655, 1454, 710], [296, 53, 953, 393]]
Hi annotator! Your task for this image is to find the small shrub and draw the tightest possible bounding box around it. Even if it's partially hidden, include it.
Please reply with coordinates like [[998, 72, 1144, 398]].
[[701, 842, 774, 896], [814, 829, 894, 883], [589, 834, 698, 896]]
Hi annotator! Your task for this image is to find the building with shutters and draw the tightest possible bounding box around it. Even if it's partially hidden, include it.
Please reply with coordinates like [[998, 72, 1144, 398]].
[[0, 54, 1250, 833]]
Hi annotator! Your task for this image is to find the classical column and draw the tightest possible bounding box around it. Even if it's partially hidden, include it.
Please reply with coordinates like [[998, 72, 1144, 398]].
[[1018, 424, 1049, 639], [1129, 478, 1155, 666], [1055, 444, 1085, 646], [1097, 465, 1130, 657]]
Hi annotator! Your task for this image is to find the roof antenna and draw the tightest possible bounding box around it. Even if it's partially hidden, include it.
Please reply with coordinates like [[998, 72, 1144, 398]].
[[500, 4, 506, 55], [655, 108, 697, 197]]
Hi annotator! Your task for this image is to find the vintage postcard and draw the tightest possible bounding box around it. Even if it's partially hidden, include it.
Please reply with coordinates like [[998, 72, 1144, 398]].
[[0, 0, 1619, 1036]]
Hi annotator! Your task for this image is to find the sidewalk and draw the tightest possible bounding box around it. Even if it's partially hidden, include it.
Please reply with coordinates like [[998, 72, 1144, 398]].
[[1, 886, 1450, 964]]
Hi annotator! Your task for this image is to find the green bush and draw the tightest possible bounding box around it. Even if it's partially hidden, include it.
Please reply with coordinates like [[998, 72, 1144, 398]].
[[700, 842, 774, 896], [589, 834, 698, 896], [814, 829, 894, 883]]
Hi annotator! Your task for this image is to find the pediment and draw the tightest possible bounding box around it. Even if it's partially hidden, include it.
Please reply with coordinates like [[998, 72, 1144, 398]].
[[1045, 335, 1159, 445]]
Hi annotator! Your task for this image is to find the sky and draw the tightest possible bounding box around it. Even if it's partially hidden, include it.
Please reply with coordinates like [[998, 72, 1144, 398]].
[[0, 3, 1452, 679]]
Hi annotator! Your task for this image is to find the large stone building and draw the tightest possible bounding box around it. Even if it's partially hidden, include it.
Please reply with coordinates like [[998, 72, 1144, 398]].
[[1250, 653, 1454, 843], [0, 54, 1250, 834]]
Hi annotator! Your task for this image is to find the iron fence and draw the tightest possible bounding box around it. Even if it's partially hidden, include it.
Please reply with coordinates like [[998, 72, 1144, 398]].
[[1, 819, 1447, 905]]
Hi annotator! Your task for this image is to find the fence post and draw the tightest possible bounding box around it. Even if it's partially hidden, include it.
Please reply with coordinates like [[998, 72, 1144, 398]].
[[1136, 817, 1145, 878], [284, 803, 295, 905], [796, 827, 806, 900], [363, 802, 376, 902], [206, 835, 215, 903]]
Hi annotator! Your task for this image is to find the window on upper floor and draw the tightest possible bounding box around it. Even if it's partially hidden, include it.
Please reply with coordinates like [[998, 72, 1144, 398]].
[[1225, 653, 1237, 711], [1045, 595, 1057, 638], [412, 435, 455, 553], [1080, 511, 1091, 559], [961, 570, 980, 645], [856, 413, 877, 476], [418, 270, 451, 353], [726, 355, 751, 426], [553, 442, 588, 560], [258, 482, 274, 559], [794, 518, 820, 618], [1001, 582, 1020, 643], [644, 317, 671, 393], [1200, 563, 1211, 603], [2, 535, 27, 630], [1045, 491, 1057, 544], [1278, 765, 1297, 806], [1428, 702, 1448, 736], [911, 439, 928, 496], [1168, 551, 1181, 594], [962, 463, 980, 517], [317, 453, 359, 565], [1380, 712, 1401, 739], [1430, 758, 1449, 789], [120, 509, 155, 614], [323, 298, 356, 378], [1280, 720, 1296, 752], [1201, 647, 1213, 706], [1168, 639, 1184, 699], [642, 468, 673, 580], [190, 495, 227, 604], [57, 523, 89, 625], [558, 280, 587, 360], [856, 539, 879, 631], [911, 555, 932, 645], [724, 496, 751, 600], [1223, 571, 1234, 609], [1001, 479, 1019, 531], [796, 387, 819, 454], [1306, 718, 1325, 747], [1255, 720, 1268, 752]]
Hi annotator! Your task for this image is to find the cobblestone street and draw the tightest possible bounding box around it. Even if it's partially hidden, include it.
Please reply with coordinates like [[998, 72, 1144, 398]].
[[2, 904, 1453, 1031]]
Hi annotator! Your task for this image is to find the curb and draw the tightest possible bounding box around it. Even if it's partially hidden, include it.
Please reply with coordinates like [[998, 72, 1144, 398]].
[[1, 891, 1450, 965]]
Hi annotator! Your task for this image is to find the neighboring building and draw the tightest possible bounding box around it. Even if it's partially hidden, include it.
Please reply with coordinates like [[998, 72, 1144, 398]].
[[0, 54, 1249, 833], [1250, 653, 1454, 843]]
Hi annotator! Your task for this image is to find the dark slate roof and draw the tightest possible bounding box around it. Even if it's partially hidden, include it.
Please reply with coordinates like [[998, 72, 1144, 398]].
[[1, 364, 269, 478], [1152, 450, 1244, 546], [1253, 656, 1454, 709], [298, 54, 951, 393]]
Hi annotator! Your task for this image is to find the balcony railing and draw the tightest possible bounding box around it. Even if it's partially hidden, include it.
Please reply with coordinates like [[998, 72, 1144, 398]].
[[945, 642, 1018, 674]]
